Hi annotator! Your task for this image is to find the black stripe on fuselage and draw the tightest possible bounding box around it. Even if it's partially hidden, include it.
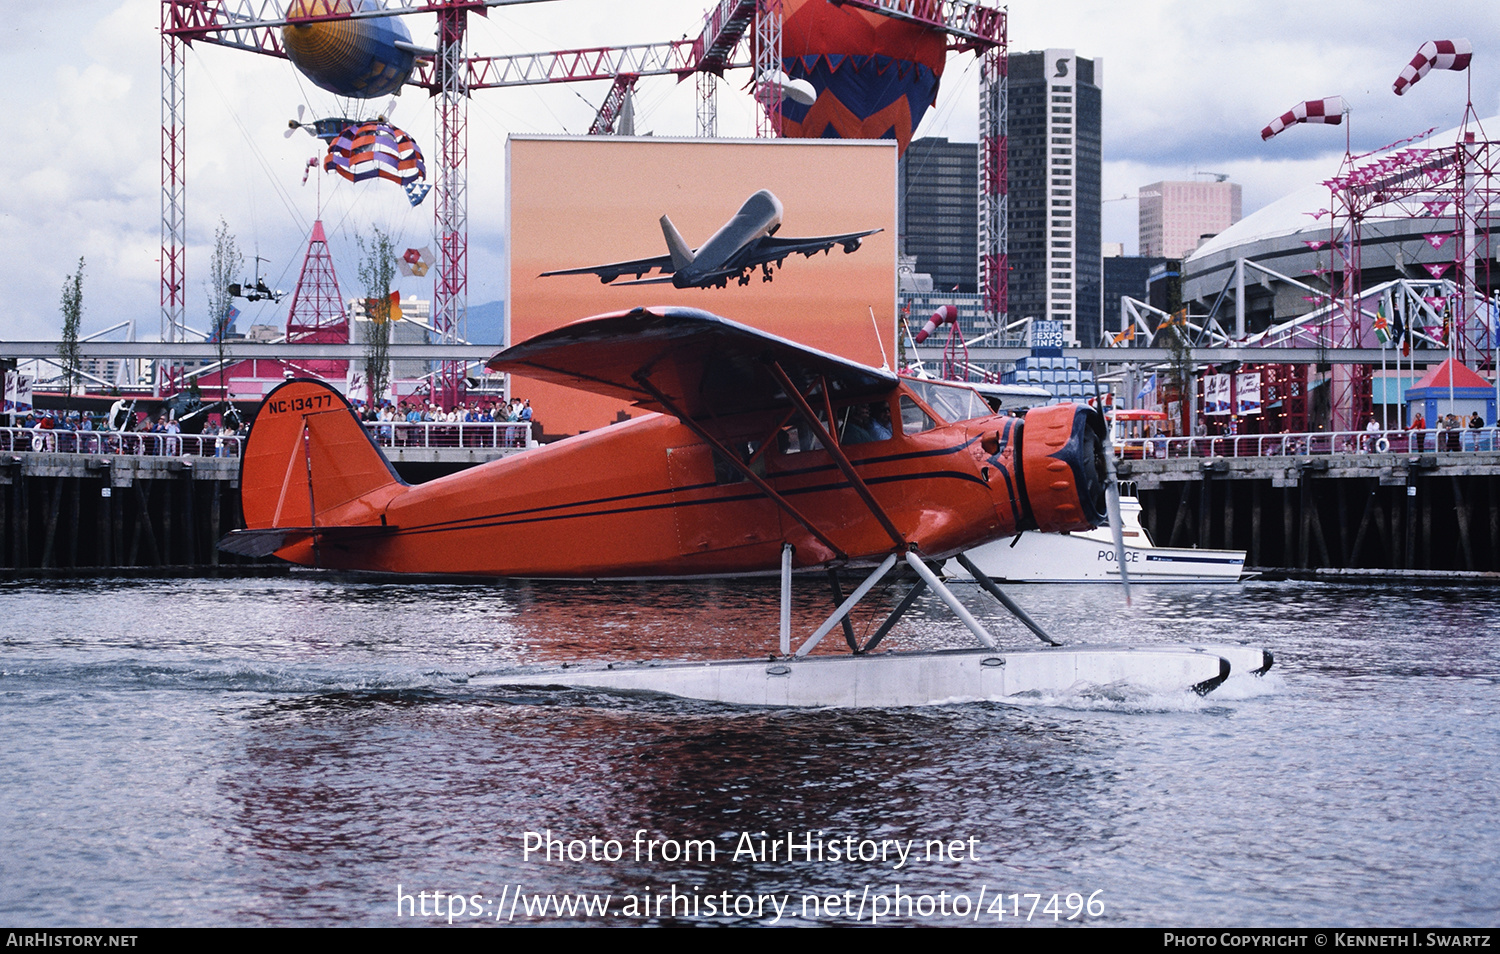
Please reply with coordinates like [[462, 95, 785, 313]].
[[385, 436, 983, 537], [986, 418, 1021, 518], [386, 467, 987, 539]]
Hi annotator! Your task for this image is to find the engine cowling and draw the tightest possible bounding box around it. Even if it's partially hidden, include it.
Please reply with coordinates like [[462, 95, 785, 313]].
[[996, 402, 1104, 534], [1016, 403, 1109, 533]]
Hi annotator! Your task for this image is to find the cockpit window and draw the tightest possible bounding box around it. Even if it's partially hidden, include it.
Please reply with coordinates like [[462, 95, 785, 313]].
[[837, 401, 894, 444], [900, 396, 936, 435], [907, 380, 989, 424], [780, 401, 895, 452]]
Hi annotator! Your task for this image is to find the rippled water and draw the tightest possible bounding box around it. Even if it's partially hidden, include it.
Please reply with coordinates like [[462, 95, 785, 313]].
[[1, 575, 1497, 926]]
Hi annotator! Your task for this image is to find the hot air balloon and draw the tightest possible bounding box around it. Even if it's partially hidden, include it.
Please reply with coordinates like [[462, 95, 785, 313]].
[[775, 0, 949, 156], [282, 0, 418, 100], [323, 121, 430, 206]]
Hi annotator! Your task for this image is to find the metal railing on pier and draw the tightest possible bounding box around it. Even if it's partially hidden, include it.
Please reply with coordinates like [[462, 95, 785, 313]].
[[1117, 427, 1499, 460], [0, 427, 244, 458], [2, 420, 536, 459], [360, 420, 535, 450]]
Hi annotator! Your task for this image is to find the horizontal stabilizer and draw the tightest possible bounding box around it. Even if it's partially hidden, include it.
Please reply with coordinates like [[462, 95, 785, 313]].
[[218, 525, 397, 559]]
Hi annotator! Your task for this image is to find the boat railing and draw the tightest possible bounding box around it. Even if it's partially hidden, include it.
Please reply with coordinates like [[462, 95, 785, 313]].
[[360, 420, 535, 450], [1114, 426, 1500, 460], [0, 427, 245, 458]]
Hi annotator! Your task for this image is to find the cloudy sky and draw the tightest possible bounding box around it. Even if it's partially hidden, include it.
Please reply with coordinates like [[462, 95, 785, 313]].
[[3, 0, 1496, 342]]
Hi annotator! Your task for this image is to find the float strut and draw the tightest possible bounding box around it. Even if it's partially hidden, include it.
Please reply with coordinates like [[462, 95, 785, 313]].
[[903, 551, 999, 649], [826, 569, 861, 651], [794, 554, 898, 657], [952, 552, 1061, 646], [862, 576, 928, 653], [779, 543, 792, 656]]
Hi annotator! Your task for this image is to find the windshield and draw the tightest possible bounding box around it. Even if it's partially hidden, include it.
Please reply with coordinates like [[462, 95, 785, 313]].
[[905, 380, 990, 424]]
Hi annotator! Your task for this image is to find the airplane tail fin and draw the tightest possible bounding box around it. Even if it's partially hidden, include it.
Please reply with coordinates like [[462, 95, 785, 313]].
[[659, 215, 695, 272], [228, 378, 405, 562]]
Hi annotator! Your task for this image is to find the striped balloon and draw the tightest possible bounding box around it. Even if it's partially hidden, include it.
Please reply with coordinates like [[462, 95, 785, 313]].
[[1261, 97, 1347, 141], [1393, 39, 1472, 96]]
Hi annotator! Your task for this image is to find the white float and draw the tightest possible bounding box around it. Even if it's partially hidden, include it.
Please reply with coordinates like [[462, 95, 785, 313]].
[[477, 643, 1273, 708]]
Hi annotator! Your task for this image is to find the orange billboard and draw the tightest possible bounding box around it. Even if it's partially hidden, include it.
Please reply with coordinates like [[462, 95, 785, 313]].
[[507, 136, 897, 436]]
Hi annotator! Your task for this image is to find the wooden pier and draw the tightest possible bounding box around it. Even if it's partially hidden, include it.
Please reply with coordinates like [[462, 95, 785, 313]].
[[1121, 450, 1500, 574], [0, 452, 254, 573]]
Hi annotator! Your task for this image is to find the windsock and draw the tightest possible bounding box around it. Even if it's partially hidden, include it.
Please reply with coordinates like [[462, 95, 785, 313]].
[[1393, 39, 1472, 96], [913, 304, 958, 343], [1261, 97, 1347, 141]]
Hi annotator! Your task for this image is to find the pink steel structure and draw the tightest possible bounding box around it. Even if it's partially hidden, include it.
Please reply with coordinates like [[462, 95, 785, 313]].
[[283, 219, 350, 382]]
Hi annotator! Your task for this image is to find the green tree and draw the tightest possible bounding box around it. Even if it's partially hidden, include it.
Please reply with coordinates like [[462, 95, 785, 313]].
[[58, 257, 84, 399], [1158, 314, 1195, 436], [357, 228, 398, 404], [207, 219, 243, 381]]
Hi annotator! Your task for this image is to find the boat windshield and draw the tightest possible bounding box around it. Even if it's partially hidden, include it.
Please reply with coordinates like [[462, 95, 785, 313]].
[[904, 379, 990, 424]]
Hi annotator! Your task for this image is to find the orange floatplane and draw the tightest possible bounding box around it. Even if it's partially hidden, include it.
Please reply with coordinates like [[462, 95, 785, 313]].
[[223, 307, 1270, 705]]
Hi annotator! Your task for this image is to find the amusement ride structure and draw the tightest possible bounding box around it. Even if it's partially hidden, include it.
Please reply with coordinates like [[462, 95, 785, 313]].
[[1109, 38, 1499, 435]]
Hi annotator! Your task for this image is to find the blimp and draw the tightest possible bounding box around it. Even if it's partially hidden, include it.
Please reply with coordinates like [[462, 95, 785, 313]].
[[281, 0, 422, 100]]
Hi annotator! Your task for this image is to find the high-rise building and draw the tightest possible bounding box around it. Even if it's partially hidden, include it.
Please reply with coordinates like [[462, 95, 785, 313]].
[[1006, 49, 1102, 346], [899, 137, 978, 293], [1139, 180, 1243, 259]]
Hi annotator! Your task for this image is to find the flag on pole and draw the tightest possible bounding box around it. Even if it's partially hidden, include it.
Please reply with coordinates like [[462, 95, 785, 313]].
[[366, 290, 402, 323], [1374, 300, 1392, 345], [1137, 373, 1157, 402]]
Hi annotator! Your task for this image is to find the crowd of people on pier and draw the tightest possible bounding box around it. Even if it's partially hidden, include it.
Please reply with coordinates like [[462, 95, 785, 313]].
[[350, 397, 534, 448], [2, 408, 242, 457], [3, 395, 538, 456]]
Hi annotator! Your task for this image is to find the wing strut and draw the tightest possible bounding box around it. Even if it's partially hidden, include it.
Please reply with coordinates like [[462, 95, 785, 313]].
[[765, 362, 907, 550], [631, 372, 848, 561]]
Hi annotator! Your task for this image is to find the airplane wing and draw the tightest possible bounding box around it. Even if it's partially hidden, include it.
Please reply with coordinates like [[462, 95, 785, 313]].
[[488, 306, 897, 421], [539, 254, 676, 284], [750, 228, 883, 261]]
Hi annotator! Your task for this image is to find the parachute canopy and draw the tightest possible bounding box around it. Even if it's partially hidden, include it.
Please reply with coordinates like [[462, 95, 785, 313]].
[[282, 0, 416, 100], [1393, 39, 1473, 96], [776, 0, 949, 156], [323, 122, 430, 206], [1261, 96, 1347, 141]]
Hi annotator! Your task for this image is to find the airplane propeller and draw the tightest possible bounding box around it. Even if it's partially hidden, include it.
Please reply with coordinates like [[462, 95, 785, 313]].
[[1092, 378, 1132, 603]]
